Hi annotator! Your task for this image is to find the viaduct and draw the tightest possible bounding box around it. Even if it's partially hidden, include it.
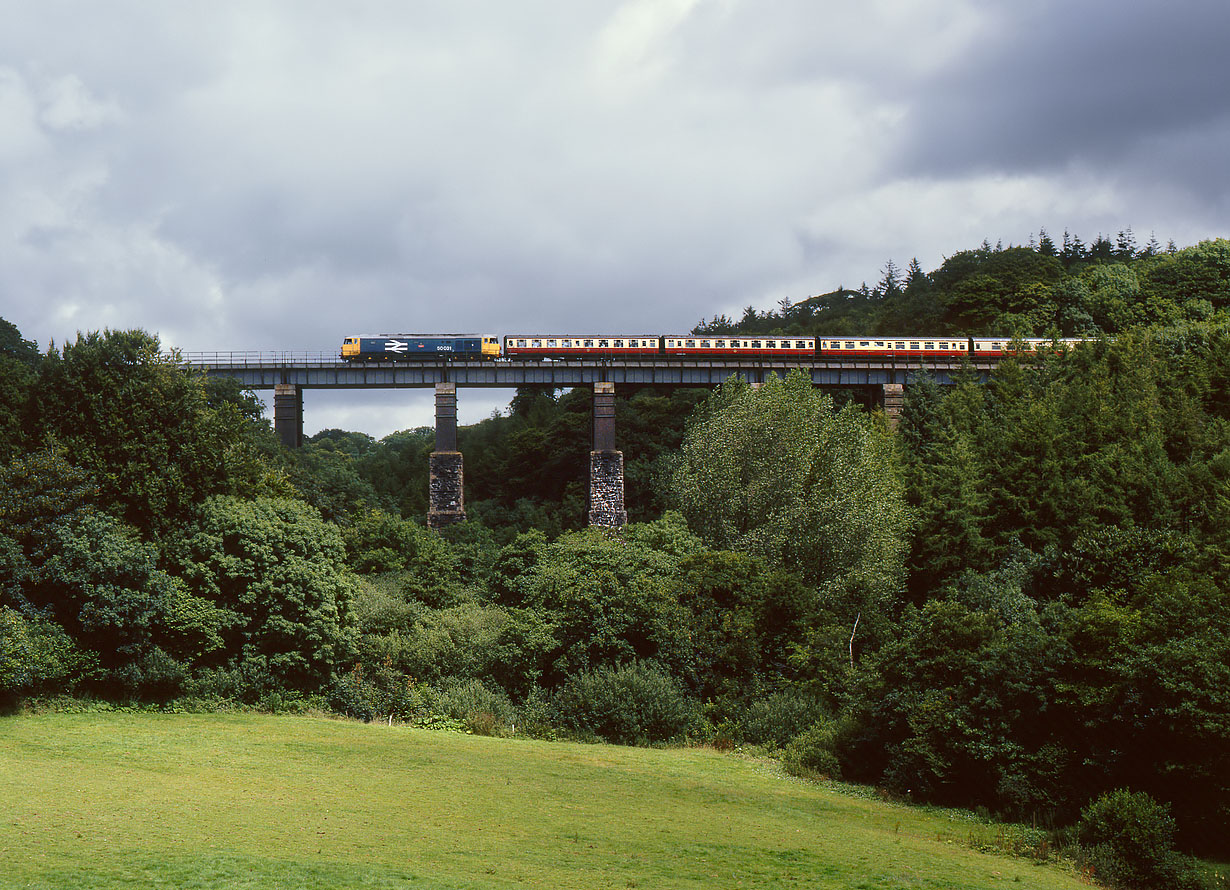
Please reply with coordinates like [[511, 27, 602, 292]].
[[187, 351, 992, 529]]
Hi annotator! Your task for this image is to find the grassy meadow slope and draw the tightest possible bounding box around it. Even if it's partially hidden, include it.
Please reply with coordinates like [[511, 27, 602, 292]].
[[0, 712, 1089, 890]]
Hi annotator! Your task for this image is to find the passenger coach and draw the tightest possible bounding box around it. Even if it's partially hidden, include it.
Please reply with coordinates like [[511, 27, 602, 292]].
[[503, 335, 660, 358]]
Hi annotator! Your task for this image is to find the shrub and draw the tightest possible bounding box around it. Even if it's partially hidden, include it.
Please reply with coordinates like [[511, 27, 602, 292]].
[[0, 607, 95, 704], [738, 689, 829, 749], [550, 661, 697, 746], [327, 660, 429, 723], [782, 717, 843, 780], [1077, 789, 1207, 889], [431, 677, 516, 735]]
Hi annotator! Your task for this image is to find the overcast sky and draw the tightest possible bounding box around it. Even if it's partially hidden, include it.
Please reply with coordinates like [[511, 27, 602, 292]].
[[3, 1, 1229, 436]]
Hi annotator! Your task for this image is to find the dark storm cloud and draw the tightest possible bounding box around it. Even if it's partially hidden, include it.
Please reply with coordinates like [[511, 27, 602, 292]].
[[890, 1, 1230, 183], [2, 1, 1228, 435]]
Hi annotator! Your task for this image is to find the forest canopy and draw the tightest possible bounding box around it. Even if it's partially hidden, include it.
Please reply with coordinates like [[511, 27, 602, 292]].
[[2, 233, 1228, 873]]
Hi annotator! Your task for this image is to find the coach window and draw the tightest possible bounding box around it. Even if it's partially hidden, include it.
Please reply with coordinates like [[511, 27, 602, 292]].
[[924, 342, 934, 349], [844, 342, 855, 349], [939, 342, 947, 350], [895, 342, 905, 349], [598, 339, 610, 348], [699, 340, 710, 348], [547, 339, 557, 348], [909, 342, 919, 350], [614, 340, 624, 348], [683, 339, 694, 348], [584, 339, 595, 348], [532, 339, 542, 348]]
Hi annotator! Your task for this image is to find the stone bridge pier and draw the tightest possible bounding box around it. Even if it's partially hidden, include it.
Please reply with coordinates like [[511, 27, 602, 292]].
[[881, 382, 905, 428], [588, 382, 628, 529], [273, 384, 303, 448], [427, 383, 466, 528]]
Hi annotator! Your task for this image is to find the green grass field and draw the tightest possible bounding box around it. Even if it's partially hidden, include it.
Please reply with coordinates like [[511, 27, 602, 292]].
[[0, 712, 1090, 889]]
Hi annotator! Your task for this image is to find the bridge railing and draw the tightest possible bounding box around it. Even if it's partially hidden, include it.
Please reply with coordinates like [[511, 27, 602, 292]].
[[180, 351, 343, 366]]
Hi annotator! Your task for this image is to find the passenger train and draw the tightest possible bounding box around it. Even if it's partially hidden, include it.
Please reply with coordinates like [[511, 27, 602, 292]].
[[340, 333, 1081, 362]]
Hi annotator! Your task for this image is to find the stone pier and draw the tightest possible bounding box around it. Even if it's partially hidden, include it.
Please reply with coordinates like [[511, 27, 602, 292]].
[[427, 383, 466, 527], [588, 382, 627, 528], [881, 382, 905, 429], [273, 384, 303, 448]]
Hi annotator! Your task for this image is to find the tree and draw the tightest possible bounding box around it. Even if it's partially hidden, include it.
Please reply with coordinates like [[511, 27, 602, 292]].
[[0, 317, 39, 367], [878, 260, 903, 300], [169, 496, 358, 690], [517, 516, 700, 684], [1037, 229, 1057, 257], [29, 329, 278, 533], [0, 318, 39, 460], [669, 371, 909, 624]]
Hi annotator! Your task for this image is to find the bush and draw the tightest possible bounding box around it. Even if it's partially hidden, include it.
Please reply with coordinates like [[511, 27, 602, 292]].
[[738, 689, 830, 750], [550, 661, 697, 746], [431, 677, 517, 735], [327, 660, 430, 723], [0, 607, 95, 704], [1077, 789, 1207, 889], [782, 718, 843, 780]]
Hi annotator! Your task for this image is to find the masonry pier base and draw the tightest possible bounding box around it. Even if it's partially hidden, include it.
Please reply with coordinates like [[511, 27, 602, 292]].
[[427, 383, 466, 528]]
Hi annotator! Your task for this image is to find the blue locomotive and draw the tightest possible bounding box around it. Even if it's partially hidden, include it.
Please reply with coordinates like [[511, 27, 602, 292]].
[[341, 334, 501, 361]]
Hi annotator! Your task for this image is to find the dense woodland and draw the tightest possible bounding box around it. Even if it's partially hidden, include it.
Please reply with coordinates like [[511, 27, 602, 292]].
[[2, 233, 1228, 885]]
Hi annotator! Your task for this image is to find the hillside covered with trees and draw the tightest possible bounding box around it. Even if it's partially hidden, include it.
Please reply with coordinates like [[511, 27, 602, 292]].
[[2, 234, 1228, 885]]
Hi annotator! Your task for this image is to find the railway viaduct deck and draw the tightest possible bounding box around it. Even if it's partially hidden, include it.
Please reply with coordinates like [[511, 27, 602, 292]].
[[185, 352, 995, 528]]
